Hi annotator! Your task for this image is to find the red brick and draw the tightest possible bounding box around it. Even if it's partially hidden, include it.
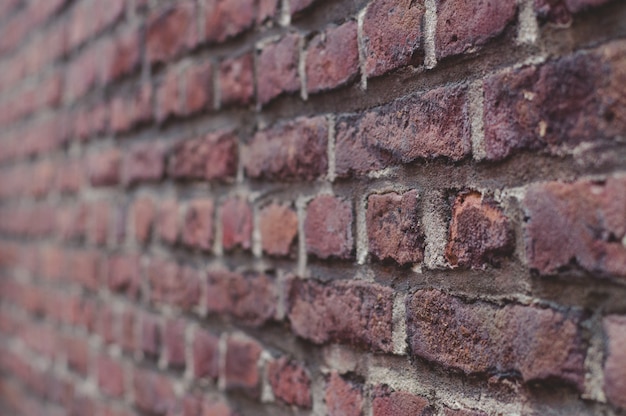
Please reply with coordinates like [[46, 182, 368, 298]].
[[88, 149, 121, 187], [123, 142, 165, 186], [221, 197, 253, 251], [56, 160, 84, 194], [192, 329, 219, 380], [535, 0, 612, 24], [225, 336, 262, 396], [164, 319, 186, 369], [483, 41, 626, 160], [372, 385, 432, 416], [219, 53, 254, 106], [245, 116, 328, 181], [287, 278, 393, 352], [133, 369, 176, 414], [268, 357, 312, 408], [98, 355, 125, 398], [131, 195, 155, 244], [523, 176, 626, 277], [445, 191, 513, 269], [325, 371, 363, 416], [406, 289, 585, 389], [88, 201, 111, 246], [158, 199, 180, 244], [182, 199, 214, 251], [107, 254, 141, 298], [366, 190, 425, 265], [363, 0, 425, 77], [93, 0, 125, 33], [306, 21, 359, 93], [120, 308, 137, 353], [65, 336, 90, 376], [204, 0, 256, 43], [335, 85, 471, 177], [183, 62, 213, 115], [146, 2, 197, 64], [156, 68, 182, 123], [110, 83, 153, 133], [168, 132, 238, 181], [149, 260, 201, 310], [67, 249, 101, 290], [257, 34, 300, 105], [206, 270, 277, 326], [258, 202, 298, 256], [99, 306, 118, 345], [141, 313, 162, 359], [305, 195, 353, 260], [435, 0, 517, 59], [102, 28, 140, 83], [603, 315, 626, 409]]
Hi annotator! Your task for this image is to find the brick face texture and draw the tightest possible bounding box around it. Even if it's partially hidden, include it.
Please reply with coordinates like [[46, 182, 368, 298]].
[[0, 0, 625, 415]]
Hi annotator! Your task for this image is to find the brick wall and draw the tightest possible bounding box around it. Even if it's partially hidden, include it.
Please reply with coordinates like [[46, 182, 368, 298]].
[[0, 0, 625, 415]]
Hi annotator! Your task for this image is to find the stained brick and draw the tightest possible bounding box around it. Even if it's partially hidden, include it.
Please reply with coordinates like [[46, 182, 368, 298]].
[[366, 190, 425, 265], [363, 0, 425, 77], [192, 329, 219, 380], [445, 191, 513, 269], [149, 260, 201, 310], [146, 2, 197, 64], [164, 319, 186, 369], [372, 385, 432, 416], [219, 53, 254, 106], [305, 195, 353, 260], [257, 34, 300, 105], [287, 278, 393, 352], [335, 85, 471, 177], [245, 116, 328, 181], [406, 289, 585, 389], [325, 371, 363, 416], [204, 0, 256, 43], [523, 176, 626, 277], [182, 61, 213, 115], [131, 196, 155, 244], [88, 149, 121, 187], [306, 21, 359, 93], [225, 336, 262, 396], [156, 69, 182, 123], [133, 369, 176, 414], [181, 199, 214, 251], [107, 254, 141, 298], [123, 142, 165, 186]]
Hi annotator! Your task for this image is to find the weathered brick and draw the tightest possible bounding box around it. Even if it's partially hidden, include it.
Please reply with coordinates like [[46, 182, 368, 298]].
[[65, 335, 89, 376], [102, 28, 140, 83], [603, 315, 626, 409], [140, 313, 161, 359], [219, 53, 254, 106], [524, 176, 626, 277], [133, 369, 176, 414], [443, 408, 488, 416], [67, 249, 101, 290], [123, 142, 165, 186], [305, 195, 353, 260], [88, 149, 121, 187], [335, 85, 471, 177], [156, 69, 182, 123], [221, 197, 253, 251], [535, 0, 613, 24], [445, 191, 513, 269], [107, 254, 141, 298], [182, 62, 213, 115], [257, 34, 300, 105], [158, 199, 179, 244], [268, 357, 312, 408], [164, 319, 186, 369], [98, 355, 125, 398], [204, 0, 256, 43], [436, 0, 517, 59], [258, 0, 279, 22], [363, 0, 425, 77], [120, 308, 137, 353], [149, 260, 201, 310], [192, 329, 219, 380], [146, 2, 197, 64], [225, 336, 262, 396], [306, 21, 359, 93], [258, 202, 298, 256], [287, 278, 393, 352], [182, 199, 214, 251], [325, 371, 363, 416], [483, 41, 626, 160], [372, 385, 432, 416], [291, 0, 316, 14], [206, 270, 277, 326], [366, 190, 425, 265], [406, 289, 585, 389], [131, 195, 155, 244], [168, 132, 238, 181], [245, 116, 328, 180]]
